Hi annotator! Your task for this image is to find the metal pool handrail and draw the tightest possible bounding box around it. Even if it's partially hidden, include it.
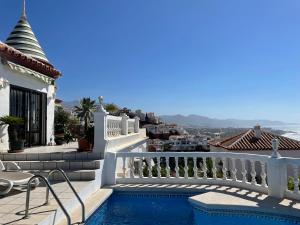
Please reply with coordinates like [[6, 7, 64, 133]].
[[46, 168, 85, 223], [24, 175, 71, 225]]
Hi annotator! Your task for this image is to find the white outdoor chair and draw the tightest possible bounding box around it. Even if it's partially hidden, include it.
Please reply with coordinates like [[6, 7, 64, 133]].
[[0, 160, 39, 196]]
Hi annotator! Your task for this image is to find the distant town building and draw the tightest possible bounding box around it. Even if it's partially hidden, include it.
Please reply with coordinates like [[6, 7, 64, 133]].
[[167, 134, 209, 151], [135, 109, 146, 121]]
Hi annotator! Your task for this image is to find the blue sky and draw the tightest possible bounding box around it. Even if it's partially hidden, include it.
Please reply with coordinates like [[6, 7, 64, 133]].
[[1, 0, 300, 122]]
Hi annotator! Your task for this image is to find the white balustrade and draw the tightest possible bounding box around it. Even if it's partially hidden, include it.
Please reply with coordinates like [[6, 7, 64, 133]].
[[166, 157, 170, 178], [106, 115, 140, 138], [212, 157, 217, 179], [285, 158, 300, 200], [148, 158, 152, 178], [104, 151, 300, 201], [157, 157, 161, 178], [260, 161, 267, 188], [222, 157, 227, 180], [128, 119, 135, 134], [193, 157, 198, 179], [138, 158, 143, 178], [107, 115, 122, 137], [202, 157, 207, 179], [241, 159, 247, 183], [293, 165, 299, 194], [114, 152, 269, 194], [129, 157, 134, 178], [250, 160, 257, 185], [175, 157, 179, 178]]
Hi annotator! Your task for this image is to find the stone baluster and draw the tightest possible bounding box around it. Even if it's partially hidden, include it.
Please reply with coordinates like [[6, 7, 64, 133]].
[[122, 157, 126, 178], [175, 157, 179, 178], [203, 157, 207, 179], [148, 158, 152, 178], [166, 157, 170, 178], [212, 157, 217, 179], [139, 158, 143, 178], [129, 157, 134, 178], [222, 157, 227, 180], [250, 160, 257, 185], [260, 161, 267, 187], [231, 158, 237, 181], [157, 157, 161, 178], [184, 157, 188, 179], [121, 113, 129, 135], [293, 164, 299, 194], [134, 116, 140, 133], [241, 159, 247, 183], [193, 157, 198, 179]]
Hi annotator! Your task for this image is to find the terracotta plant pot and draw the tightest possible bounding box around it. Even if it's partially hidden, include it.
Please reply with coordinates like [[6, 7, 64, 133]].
[[78, 138, 92, 152]]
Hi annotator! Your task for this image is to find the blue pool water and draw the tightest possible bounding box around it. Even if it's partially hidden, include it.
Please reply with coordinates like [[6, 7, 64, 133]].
[[86, 192, 300, 225]]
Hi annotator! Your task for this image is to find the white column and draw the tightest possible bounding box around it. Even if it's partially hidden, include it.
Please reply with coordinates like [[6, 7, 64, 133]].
[[102, 152, 117, 185], [94, 96, 109, 155], [121, 113, 129, 135], [267, 138, 287, 198], [134, 116, 140, 133]]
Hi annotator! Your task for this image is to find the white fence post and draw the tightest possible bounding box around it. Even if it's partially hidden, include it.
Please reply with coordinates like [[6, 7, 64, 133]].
[[134, 116, 140, 133], [121, 113, 129, 135], [267, 139, 287, 198], [102, 152, 117, 185], [94, 96, 108, 156]]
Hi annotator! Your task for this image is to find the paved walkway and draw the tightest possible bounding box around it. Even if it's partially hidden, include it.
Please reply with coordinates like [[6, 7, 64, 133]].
[[21, 142, 78, 154], [0, 181, 111, 225]]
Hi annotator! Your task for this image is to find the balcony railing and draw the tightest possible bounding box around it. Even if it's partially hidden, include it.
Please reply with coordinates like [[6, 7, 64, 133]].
[[102, 150, 300, 200], [107, 115, 122, 137], [93, 99, 147, 155]]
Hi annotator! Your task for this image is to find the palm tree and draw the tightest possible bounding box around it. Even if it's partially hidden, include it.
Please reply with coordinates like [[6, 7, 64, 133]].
[[74, 98, 96, 133]]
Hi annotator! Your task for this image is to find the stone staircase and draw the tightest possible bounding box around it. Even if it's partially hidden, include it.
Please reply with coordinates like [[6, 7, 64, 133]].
[[2, 159, 102, 181]]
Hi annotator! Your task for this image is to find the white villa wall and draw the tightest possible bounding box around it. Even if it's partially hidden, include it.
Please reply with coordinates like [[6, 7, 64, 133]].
[[0, 60, 55, 152]]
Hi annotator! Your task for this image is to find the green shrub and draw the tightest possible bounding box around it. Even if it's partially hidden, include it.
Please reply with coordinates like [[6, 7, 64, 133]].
[[0, 116, 24, 126], [287, 176, 299, 191]]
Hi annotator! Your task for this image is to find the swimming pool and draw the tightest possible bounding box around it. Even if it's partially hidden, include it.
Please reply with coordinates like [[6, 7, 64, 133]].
[[86, 192, 300, 225]]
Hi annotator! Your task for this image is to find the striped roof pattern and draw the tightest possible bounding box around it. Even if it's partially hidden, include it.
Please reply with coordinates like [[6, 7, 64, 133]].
[[210, 129, 300, 151], [5, 3, 49, 64], [0, 42, 61, 78]]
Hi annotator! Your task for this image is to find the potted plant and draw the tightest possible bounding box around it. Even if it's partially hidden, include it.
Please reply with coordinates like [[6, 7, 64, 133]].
[[0, 115, 25, 153], [74, 98, 96, 151]]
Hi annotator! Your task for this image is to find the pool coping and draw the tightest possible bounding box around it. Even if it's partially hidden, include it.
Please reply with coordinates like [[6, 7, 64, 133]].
[[189, 192, 300, 223]]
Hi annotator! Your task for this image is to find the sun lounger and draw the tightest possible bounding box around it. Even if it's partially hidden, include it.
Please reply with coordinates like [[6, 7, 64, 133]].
[[0, 160, 38, 195]]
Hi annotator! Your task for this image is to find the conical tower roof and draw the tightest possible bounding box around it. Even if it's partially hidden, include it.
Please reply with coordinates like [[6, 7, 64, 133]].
[[5, 0, 50, 64]]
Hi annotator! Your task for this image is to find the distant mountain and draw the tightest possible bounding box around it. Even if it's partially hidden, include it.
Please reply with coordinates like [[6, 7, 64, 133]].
[[160, 114, 288, 128], [61, 100, 80, 112]]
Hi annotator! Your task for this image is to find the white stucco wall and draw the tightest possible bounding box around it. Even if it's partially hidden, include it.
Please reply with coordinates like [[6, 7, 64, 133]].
[[0, 59, 56, 152]]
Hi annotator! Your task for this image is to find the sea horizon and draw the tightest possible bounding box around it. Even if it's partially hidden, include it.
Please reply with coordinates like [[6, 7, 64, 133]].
[[270, 124, 300, 141]]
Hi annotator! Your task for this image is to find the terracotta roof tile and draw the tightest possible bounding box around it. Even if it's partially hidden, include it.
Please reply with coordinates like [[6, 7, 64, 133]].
[[0, 42, 61, 79], [210, 129, 300, 151]]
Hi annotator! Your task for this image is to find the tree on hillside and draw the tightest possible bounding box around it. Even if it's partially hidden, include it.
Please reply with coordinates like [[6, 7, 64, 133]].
[[105, 103, 119, 114]]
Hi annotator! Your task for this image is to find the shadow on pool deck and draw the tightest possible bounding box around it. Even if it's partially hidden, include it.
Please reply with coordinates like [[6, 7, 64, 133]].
[[109, 184, 300, 218]]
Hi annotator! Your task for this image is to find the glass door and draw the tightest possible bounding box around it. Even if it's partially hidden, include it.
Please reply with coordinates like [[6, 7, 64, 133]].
[[10, 85, 47, 147]]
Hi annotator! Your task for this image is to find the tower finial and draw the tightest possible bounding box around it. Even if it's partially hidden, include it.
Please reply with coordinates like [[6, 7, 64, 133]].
[[22, 0, 26, 18]]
